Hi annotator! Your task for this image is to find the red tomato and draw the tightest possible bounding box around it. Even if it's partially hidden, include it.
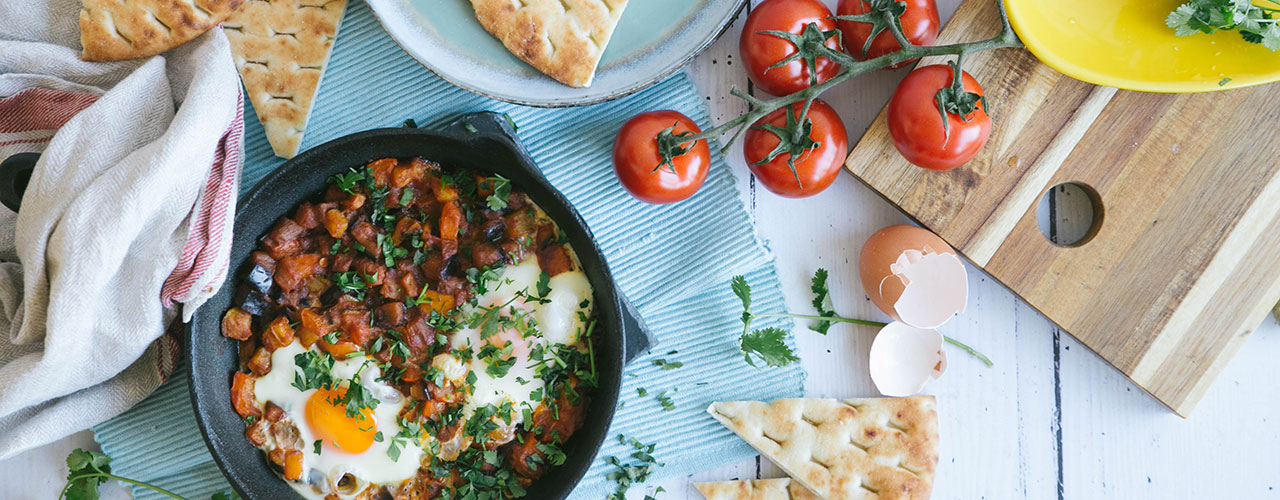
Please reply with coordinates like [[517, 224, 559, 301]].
[[740, 0, 841, 96], [743, 99, 848, 198], [838, 0, 940, 68], [612, 110, 710, 204], [887, 64, 991, 171]]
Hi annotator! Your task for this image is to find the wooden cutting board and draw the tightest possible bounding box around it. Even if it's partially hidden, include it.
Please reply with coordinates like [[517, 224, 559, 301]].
[[846, 0, 1280, 416]]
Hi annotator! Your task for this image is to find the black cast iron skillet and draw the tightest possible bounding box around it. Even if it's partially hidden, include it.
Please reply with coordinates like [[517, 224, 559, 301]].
[[187, 112, 653, 500]]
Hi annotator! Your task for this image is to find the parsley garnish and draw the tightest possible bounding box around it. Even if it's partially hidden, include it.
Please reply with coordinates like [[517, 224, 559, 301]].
[[740, 328, 797, 368], [809, 268, 837, 334], [730, 271, 994, 368], [605, 435, 664, 500], [292, 350, 336, 391], [60, 449, 211, 500], [332, 168, 367, 194], [482, 174, 512, 211], [376, 233, 409, 267], [1168, 0, 1280, 50], [333, 363, 380, 419], [334, 271, 369, 300], [650, 359, 683, 370]]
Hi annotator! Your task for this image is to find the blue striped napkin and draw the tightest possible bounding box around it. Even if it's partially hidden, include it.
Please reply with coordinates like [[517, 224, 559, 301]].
[[94, 1, 804, 498]]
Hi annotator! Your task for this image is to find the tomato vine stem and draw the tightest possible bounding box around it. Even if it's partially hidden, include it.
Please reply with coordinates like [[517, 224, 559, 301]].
[[672, 0, 1023, 157]]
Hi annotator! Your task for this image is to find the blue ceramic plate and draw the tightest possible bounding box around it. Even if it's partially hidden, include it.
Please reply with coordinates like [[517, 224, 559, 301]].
[[366, 0, 747, 107]]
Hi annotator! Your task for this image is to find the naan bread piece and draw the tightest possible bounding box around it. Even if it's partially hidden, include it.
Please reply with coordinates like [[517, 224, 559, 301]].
[[707, 397, 939, 500], [695, 478, 820, 500], [223, 0, 346, 158], [470, 0, 628, 88], [80, 0, 246, 61]]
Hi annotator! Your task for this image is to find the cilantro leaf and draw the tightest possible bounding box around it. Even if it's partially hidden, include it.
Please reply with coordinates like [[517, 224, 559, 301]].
[[730, 275, 751, 324], [1167, 0, 1280, 50], [483, 175, 512, 211], [740, 327, 799, 368], [809, 268, 837, 334]]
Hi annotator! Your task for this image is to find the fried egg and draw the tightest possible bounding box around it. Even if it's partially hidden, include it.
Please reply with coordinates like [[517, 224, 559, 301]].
[[254, 341, 424, 498], [448, 257, 593, 429]]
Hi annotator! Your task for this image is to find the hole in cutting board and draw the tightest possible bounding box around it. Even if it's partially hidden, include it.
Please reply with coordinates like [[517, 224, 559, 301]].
[[1037, 182, 1103, 247]]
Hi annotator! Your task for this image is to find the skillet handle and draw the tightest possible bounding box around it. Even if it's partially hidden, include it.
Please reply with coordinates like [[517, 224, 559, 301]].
[[443, 112, 658, 363], [0, 152, 38, 213], [617, 291, 655, 364]]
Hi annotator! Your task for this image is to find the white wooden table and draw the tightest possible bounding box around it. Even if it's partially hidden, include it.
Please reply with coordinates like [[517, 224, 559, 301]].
[[6, 1, 1280, 498]]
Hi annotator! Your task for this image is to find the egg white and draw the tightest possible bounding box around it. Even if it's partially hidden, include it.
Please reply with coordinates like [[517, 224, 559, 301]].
[[449, 257, 593, 428], [254, 341, 424, 497]]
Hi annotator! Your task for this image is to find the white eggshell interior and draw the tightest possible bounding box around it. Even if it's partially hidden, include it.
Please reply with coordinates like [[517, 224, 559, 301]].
[[869, 321, 945, 397], [891, 251, 969, 330]]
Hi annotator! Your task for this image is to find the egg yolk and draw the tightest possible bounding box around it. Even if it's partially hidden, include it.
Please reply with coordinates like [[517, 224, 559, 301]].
[[305, 387, 376, 454]]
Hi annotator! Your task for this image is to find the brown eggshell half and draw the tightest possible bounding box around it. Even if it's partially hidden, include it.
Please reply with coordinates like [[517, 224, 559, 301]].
[[858, 224, 965, 327]]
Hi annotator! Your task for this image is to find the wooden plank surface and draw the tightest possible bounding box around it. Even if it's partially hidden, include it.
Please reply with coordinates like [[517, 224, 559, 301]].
[[4, 1, 1279, 499], [844, 0, 1280, 416]]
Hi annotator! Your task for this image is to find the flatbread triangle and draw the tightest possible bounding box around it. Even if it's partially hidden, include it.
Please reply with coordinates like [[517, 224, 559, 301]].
[[695, 478, 821, 500], [223, 0, 347, 158], [80, 0, 247, 61], [707, 397, 939, 500], [470, 0, 629, 88]]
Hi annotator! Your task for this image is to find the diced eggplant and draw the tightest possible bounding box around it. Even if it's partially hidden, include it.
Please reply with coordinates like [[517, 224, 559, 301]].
[[240, 289, 273, 317], [481, 218, 506, 243], [247, 263, 273, 295]]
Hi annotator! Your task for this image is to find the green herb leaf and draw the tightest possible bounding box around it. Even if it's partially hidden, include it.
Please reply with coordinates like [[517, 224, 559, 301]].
[[740, 327, 799, 368], [809, 268, 837, 334], [730, 275, 752, 324]]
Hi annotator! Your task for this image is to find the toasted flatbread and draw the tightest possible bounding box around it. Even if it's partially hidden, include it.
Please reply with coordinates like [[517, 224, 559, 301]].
[[470, 0, 628, 88], [707, 397, 939, 500], [80, 0, 246, 61], [695, 479, 821, 500], [222, 0, 346, 158]]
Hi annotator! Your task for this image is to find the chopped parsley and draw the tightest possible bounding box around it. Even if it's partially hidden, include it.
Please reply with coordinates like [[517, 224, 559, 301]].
[[291, 350, 336, 391], [331, 168, 367, 194], [605, 435, 664, 500], [481, 174, 512, 211]]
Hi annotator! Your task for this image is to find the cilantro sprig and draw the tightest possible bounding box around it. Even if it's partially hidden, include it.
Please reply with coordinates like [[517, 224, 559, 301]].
[[730, 270, 992, 368], [1168, 0, 1280, 50], [61, 449, 235, 500]]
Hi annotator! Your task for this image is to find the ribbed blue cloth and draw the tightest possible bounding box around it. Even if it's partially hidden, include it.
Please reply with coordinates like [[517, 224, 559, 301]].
[[93, 1, 804, 498]]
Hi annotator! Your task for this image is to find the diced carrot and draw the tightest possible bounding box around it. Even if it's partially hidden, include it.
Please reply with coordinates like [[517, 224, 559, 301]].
[[319, 338, 362, 360], [368, 158, 396, 187], [297, 308, 331, 348], [231, 372, 261, 419], [324, 209, 348, 238], [391, 161, 426, 189], [392, 217, 422, 246], [440, 201, 461, 241], [431, 176, 459, 202], [415, 290, 455, 315], [283, 449, 304, 480], [342, 192, 366, 211]]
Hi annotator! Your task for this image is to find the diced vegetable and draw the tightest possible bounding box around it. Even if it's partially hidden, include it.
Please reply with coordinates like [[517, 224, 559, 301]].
[[221, 307, 253, 341]]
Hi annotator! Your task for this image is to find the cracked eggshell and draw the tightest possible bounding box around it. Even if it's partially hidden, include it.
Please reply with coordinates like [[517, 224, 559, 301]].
[[858, 224, 968, 329], [869, 321, 946, 397]]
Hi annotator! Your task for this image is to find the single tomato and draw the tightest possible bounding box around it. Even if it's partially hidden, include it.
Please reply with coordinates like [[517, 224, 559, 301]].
[[612, 110, 710, 204], [838, 0, 940, 68], [740, 0, 841, 96], [743, 99, 848, 198], [887, 64, 991, 171]]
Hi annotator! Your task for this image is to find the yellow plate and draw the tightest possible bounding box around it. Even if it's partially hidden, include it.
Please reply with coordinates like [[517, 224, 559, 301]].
[[1004, 0, 1280, 92]]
